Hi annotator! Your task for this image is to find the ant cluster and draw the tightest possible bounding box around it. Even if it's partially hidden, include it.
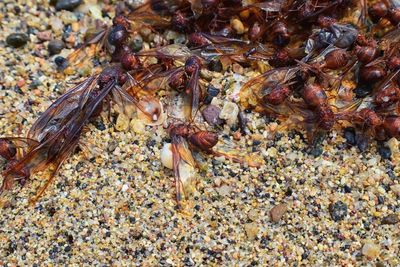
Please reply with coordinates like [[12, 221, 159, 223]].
[[0, 0, 399, 207]]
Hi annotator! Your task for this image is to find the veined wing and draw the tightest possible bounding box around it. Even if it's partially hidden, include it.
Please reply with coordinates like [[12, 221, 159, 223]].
[[28, 76, 99, 142]]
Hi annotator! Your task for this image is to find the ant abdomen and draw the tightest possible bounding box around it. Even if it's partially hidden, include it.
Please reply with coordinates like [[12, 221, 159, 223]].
[[323, 49, 349, 69], [316, 105, 335, 130], [0, 139, 17, 161], [262, 85, 290, 106], [271, 22, 290, 47], [374, 86, 400, 108], [368, 2, 388, 23], [359, 65, 387, 83], [185, 56, 202, 75], [383, 116, 400, 138], [188, 131, 218, 150], [108, 24, 128, 47], [302, 84, 327, 107], [356, 46, 380, 64]]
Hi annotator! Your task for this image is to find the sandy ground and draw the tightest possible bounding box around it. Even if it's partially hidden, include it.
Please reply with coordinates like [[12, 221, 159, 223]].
[[0, 1, 399, 266]]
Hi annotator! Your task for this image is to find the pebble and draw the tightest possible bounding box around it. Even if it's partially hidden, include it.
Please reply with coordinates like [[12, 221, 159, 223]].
[[361, 242, 380, 259], [216, 185, 232, 196], [378, 144, 391, 159], [55, 56, 68, 69], [329, 201, 348, 221], [244, 223, 258, 240], [130, 34, 143, 52], [231, 18, 245, 34], [204, 86, 220, 105], [219, 102, 239, 126], [115, 114, 130, 131], [130, 119, 145, 134], [208, 59, 223, 72], [387, 137, 399, 152], [354, 84, 372, 98], [160, 143, 173, 169], [343, 127, 356, 146], [356, 133, 369, 152], [50, 17, 64, 34], [56, 0, 82, 11], [36, 31, 53, 41], [202, 105, 223, 126], [6, 33, 29, 48], [391, 184, 400, 196], [270, 203, 288, 223], [381, 214, 399, 225], [48, 40, 65, 55]]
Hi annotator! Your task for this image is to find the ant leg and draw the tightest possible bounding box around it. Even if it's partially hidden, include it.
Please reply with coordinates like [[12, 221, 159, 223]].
[[29, 151, 70, 205], [28, 166, 60, 205]]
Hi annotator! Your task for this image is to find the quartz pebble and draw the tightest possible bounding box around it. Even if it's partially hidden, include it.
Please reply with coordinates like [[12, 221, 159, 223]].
[[130, 119, 145, 134], [161, 143, 173, 169], [244, 223, 258, 240], [391, 184, 400, 196], [362, 242, 380, 259], [219, 102, 239, 125], [115, 114, 130, 131]]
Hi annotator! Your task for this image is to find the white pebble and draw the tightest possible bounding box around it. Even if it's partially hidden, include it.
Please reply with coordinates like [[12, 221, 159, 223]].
[[219, 102, 239, 125], [121, 184, 129, 192], [161, 143, 173, 169], [362, 242, 380, 259]]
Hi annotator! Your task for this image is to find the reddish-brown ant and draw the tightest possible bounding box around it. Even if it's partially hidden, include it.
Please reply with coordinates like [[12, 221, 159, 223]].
[[164, 119, 261, 208]]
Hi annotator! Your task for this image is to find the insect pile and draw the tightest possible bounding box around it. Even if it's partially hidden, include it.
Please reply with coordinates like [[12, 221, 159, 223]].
[[0, 0, 399, 208]]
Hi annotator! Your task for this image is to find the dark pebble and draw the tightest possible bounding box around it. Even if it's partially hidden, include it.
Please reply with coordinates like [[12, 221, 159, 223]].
[[343, 185, 352, 193], [378, 145, 391, 159], [29, 79, 42, 89], [202, 105, 223, 126], [204, 86, 220, 105], [329, 201, 348, 221], [309, 146, 323, 157], [48, 40, 65, 55], [14, 6, 21, 14], [6, 33, 29, 48], [355, 133, 368, 152], [377, 195, 385, 204], [129, 216, 136, 223], [93, 120, 106, 131], [207, 59, 223, 72], [354, 84, 372, 98], [55, 0, 82, 11], [381, 214, 399, 225], [130, 35, 143, 52], [343, 127, 356, 146], [48, 207, 56, 216], [285, 187, 293, 196], [55, 56, 68, 69]]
